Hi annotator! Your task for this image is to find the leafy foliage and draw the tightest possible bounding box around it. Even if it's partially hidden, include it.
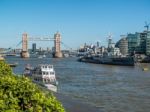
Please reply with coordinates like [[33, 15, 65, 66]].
[[0, 61, 12, 76], [0, 61, 65, 112]]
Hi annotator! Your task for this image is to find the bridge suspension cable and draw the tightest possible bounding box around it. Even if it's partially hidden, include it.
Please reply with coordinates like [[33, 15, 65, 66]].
[[60, 41, 72, 50]]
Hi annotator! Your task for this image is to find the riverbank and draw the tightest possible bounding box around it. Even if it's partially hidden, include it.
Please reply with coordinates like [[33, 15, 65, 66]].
[[54, 93, 103, 112]]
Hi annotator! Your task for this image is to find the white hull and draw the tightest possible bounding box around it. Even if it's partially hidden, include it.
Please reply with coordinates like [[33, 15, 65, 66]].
[[45, 84, 57, 92], [33, 80, 57, 92]]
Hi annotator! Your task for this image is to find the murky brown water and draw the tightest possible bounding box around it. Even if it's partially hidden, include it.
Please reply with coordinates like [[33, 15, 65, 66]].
[[6, 57, 150, 112]]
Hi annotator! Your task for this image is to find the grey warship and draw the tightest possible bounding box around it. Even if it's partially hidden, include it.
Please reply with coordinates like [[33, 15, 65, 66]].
[[78, 55, 135, 66]]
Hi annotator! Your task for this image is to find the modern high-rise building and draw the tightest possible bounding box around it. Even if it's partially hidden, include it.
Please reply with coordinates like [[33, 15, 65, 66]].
[[120, 30, 150, 55], [138, 31, 147, 54], [32, 43, 36, 52], [107, 37, 116, 52], [126, 33, 140, 55], [146, 31, 150, 55]]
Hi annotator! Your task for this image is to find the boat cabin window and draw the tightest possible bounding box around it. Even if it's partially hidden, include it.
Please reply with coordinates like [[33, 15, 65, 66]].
[[49, 66, 52, 68], [43, 72, 45, 75], [50, 72, 54, 75], [42, 65, 47, 68], [42, 72, 49, 75], [35, 78, 40, 81]]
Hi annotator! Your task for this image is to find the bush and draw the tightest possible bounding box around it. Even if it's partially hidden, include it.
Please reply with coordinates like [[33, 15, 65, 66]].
[[0, 61, 65, 112], [0, 61, 12, 76]]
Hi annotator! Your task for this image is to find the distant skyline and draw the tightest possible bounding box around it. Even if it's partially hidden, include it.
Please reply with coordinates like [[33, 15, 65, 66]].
[[0, 0, 150, 49]]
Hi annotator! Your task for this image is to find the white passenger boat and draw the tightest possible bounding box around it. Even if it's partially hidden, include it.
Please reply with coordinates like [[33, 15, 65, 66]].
[[38, 55, 46, 59], [0, 55, 4, 61], [24, 64, 58, 92]]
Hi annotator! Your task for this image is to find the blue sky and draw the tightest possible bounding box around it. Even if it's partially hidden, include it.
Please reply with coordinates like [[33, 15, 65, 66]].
[[0, 0, 150, 49]]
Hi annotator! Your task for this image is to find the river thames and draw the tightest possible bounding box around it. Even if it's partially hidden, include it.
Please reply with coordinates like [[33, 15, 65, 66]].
[[6, 56, 150, 112]]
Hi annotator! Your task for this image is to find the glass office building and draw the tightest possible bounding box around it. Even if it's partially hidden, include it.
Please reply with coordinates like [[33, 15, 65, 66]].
[[127, 33, 140, 54], [126, 31, 150, 55], [146, 31, 150, 55]]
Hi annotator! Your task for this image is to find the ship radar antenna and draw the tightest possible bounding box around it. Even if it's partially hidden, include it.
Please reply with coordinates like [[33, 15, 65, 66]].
[[144, 21, 150, 31], [107, 33, 113, 49], [107, 33, 113, 43]]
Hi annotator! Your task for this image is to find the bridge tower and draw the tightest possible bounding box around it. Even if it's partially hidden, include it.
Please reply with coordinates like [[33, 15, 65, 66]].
[[53, 32, 62, 58], [20, 33, 29, 58]]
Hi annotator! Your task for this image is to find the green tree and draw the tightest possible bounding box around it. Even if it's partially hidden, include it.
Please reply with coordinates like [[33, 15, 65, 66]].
[[0, 61, 12, 76]]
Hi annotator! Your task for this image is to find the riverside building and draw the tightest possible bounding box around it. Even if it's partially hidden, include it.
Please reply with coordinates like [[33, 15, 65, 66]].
[[117, 30, 150, 56], [32, 43, 36, 53], [126, 33, 140, 55], [146, 31, 150, 55], [116, 37, 128, 56]]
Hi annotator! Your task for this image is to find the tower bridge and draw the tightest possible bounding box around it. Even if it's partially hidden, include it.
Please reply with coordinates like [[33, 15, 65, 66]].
[[21, 32, 62, 58]]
